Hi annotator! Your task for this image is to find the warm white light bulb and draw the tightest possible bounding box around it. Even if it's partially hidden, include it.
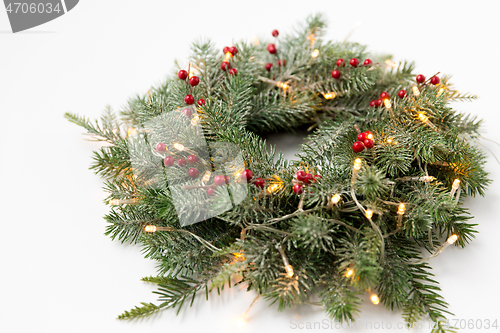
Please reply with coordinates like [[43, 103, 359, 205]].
[[236, 317, 246, 327], [311, 49, 320, 58], [173, 143, 184, 151], [191, 115, 200, 126], [323, 92, 336, 99], [202, 171, 211, 183], [365, 209, 373, 219], [452, 179, 460, 190], [144, 225, 157, 233], [397, 203, 406, 215], [447, 234, 458, 244], [331, 194, 341, 205], [345, 269, 354, 278], [370, 294, 380, 305], [353, 158, 362, 170], [419, 176, 435, 182], [412, 86, 420, 97], [418, 113, 429, 123], [285, 264, 294, 277], [384, 99, 392, 109]]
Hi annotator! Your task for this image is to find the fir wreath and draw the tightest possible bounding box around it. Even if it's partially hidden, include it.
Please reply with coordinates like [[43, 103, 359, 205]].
[[66, 14, 490, 331]]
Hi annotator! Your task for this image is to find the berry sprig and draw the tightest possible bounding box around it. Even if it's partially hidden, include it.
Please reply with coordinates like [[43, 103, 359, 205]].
[[265, 29, 286, 72], [178, 65, 204, 106], [368, 73, 441, 108], [352, 130, 375, 152], [331, 57, 372, 81], [292, 170, 320, 195], [416, 73, 441, 86], [369, 91, 390, 109], [221, 46, 239, 75]]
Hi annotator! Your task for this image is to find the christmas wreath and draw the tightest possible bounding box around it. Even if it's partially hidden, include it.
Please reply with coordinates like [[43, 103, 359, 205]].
[[66, 14, 490, 331]]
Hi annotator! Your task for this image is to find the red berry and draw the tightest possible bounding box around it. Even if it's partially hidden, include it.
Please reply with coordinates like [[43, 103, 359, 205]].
[[369, 100, 376, 107], [163, 156, 174, 167], [357, 132, 366, 141], [352, 141, 365, 153], [364, 139, 374, 149], [272, 29, 279, 37], [265, 63, 273, 71], [313, 175, 322, 181], [336, 59, 345, 67], [223, 46, 230, 54], [225, 176, 231, 184], [182, 108, 192, 118], [178, 70, 188, 80], [207, 187, 216, 196], [398, 89, 407, 99], [187, 155, 198, 164], [267, 43, 277, 54], [364, 131, 373, 140], [296, 170, 307, 182], [241, 169, 253, 182], [184, 95, 195, 105], [177, 158, 187, 167], [380, 92, 390, 100], [331, 70, 341, 79], [349, 58, 359, 67], [229, 46, 238, 55], [188, 168, 199, 178], [293, 184, 304, 195], [374, 99, 383, 108], [214, 175, 226, 186], [254, 178, 265, 188], [156, 143, 166, 152], [363, 59, 372, 66], [221, 61, 230, 71], [304, 173, 313, 184], [229, 68, 238, 75], [430, 76, 440, 85], [416, 74, 425, 84], [189, 76, 200, 86], [197, 98, 205, 106], [278, 59, 286, 66]]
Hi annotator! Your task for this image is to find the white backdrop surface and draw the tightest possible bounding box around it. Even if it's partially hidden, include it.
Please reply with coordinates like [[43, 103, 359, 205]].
[[1, 1, 500, 332]]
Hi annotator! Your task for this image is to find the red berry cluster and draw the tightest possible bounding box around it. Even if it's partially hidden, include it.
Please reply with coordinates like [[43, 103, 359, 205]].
[[265, 30, 286, 72], [352, 131, 374, 152], [293, 170, 320, 194], [221, 46, 239, 76], [206, 169, 263, 196], [161, 151, 201, 180], [415, 74, 440, 85], [369, 91, 390, 108], [241, 169, 266, 189], [178, 69, 205, 107], [331, 58, 372, 80]]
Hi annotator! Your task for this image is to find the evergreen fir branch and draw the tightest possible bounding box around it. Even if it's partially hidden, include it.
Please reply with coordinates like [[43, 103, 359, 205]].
[[290, 214, 336, 252], [65, 107, 122, 143], [153, 276, 208, 315], [117, 302, 161, 320], [431, 320, 458, 333], [319, 276, 362, 323]]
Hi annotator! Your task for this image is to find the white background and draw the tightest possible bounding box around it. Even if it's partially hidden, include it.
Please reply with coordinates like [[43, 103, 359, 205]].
[[1, 1, 500, 332]]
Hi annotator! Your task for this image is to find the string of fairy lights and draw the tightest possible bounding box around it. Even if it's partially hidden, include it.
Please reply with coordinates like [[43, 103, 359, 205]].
[[107, 31, 464, 325]]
